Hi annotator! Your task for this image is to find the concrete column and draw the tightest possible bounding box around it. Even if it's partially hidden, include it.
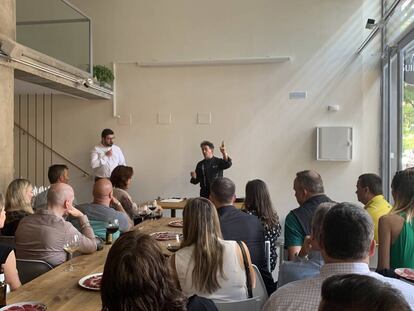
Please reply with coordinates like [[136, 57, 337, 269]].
[[0, 1, 16, 193]]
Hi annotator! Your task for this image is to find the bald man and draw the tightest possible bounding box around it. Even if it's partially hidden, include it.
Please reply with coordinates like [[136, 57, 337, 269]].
[[15, 183, 96, 267], [75, 179, 133, 240], [285, 170, 333, 260]]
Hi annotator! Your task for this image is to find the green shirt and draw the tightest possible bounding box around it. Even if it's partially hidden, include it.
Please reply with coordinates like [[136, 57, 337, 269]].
[[284, 211, 306, 248], [390, 214, 414, 269]]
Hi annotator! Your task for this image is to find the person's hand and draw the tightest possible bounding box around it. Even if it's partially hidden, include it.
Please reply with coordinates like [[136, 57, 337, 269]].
[[105, 149, 112, 157], [111, 196, 121, 207], [298, 235, 312, 257], [67, 205, 84, 218], [155, 205, 164, 213], [219, 141, 226, 155], [190, 171, 196, 179]]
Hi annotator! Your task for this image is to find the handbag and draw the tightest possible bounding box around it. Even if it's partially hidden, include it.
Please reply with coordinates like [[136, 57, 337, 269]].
[[236, 241, 253, 298]]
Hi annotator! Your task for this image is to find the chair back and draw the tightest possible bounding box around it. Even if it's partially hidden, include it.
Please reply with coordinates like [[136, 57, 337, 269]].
[[215, 297, 260, 311], [0, 236, 15, 248], [16, 259, 53, 284], [265, 241, 271, 272], [252, 264, 268, 308]]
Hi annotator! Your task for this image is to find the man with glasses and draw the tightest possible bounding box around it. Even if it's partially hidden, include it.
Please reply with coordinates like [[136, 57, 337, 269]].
[[91, 128, 126, 181]]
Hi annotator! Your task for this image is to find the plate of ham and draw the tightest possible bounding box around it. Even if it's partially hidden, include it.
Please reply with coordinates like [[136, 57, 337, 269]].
[[78, 273, 102, 291], [0, 302, 46, 311], [168, 220, 183, 228], [395, 268, 414, 281], [150, 232, 182, 241]]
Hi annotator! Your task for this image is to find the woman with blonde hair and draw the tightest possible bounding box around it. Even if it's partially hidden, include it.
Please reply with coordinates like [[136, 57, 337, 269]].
[[377, 169, 414, 273], [171, 197, 255, 302], [0, 193, 21, 290], [2, 179, 34, 236]]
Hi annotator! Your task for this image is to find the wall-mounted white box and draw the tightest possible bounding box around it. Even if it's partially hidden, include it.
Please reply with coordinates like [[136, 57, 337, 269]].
[[197, 113, 212, 125], [316, 126, 353, 161]]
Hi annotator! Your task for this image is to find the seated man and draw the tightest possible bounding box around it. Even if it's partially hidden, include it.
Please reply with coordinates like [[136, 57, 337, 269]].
[[15, 183, 96, 267], [356, 173, 391, 243], [277, 202, 336, 288], [264, 203, 414, 311], [75, 179, 133, 239], [285, 170, 332, 260], [34, 164, 77, 211], [319, 274, 411, 311], [210, 177, 276, 295]]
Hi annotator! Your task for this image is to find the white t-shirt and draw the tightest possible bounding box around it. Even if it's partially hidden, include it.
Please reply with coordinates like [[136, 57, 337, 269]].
[[175, 239, 248, 302]]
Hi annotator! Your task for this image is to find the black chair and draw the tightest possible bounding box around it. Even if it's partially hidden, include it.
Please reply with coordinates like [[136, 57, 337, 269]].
[[0, 236, 16, 248], [16, 259, 53, 284]]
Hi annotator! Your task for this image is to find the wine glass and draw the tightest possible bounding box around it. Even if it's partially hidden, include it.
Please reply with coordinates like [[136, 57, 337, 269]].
[[167, 234, 182, 253], [147, 201, 157, 220], [106, 219, 120, 244], [63, 234, 80, 272]]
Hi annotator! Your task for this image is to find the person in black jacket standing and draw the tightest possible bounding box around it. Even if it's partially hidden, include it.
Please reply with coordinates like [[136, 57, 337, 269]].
[[190, 140, 232, 198]]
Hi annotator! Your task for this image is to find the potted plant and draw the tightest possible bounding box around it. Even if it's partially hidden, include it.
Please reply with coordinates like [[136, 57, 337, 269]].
[[93, 65, 114, 88]]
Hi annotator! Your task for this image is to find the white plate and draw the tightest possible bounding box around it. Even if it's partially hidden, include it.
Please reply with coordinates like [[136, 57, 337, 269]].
[[395, 268, 414, 281], [78, 273, 103, 291], [0, 301, 47, 310]]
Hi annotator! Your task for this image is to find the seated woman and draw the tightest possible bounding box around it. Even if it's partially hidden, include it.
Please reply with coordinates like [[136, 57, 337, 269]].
[[2, 179, 34, 236], [243, 179, 281, 272], [171, 197, 255, 302], [0, 194, 21, 290], [110, 165, 136, 220], [101, 231, 217, 311], [377, 169, 414, 274]]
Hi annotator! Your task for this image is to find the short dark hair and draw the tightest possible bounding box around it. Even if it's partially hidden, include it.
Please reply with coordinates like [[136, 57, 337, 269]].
[[101, 128, 114, 138], [295, 170, 324, 194], [110, 165, 134, 189], [321, 202, 373, 260], [320, 274, 411, 311], [200, 140, 214, 149], [210, 177, 235, 204], [101, 231, 187, 311], [48, 164, 68, 184], [358, 174, 383, 196]]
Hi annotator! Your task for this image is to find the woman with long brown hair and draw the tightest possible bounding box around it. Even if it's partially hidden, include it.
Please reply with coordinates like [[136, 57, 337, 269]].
[[101, 231, 187, 311], [2, 179, 34, 236], [377, 169, 414, 272], [244, 179, 281, 272], [171, 197, 255, 302]]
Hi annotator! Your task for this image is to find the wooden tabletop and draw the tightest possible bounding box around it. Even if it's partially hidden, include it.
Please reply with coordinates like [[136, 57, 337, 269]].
[[7, 217, 182, 310], [158, 199, 243, 209]]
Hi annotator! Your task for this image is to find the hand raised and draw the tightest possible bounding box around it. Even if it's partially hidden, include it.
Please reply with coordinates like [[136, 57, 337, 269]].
[[190, 171, 197, 179], [67, 205, 84, 218]]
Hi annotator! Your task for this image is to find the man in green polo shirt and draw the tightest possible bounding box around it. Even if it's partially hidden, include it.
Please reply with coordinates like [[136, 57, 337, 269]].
[[356, 173, 391, 243], [284, 170, 333, 260]]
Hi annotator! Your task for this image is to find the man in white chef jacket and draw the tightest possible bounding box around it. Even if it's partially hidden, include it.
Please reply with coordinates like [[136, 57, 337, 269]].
[[90, 128, 126, 180]]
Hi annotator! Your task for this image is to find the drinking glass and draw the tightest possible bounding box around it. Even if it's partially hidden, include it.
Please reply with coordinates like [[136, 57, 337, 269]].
[[167, 234, 182, 253], [63, 234, 80, 271]]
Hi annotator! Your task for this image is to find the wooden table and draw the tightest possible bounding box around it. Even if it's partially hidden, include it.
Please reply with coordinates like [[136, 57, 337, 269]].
[[159, 199, 243, 217], [7, 217, 182, 310]]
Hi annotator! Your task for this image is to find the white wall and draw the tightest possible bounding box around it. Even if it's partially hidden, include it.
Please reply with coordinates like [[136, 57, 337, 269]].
[[21, 0, 381, 224]]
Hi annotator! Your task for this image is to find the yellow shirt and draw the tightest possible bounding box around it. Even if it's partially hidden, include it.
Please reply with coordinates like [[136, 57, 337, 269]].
[[365, 195, 392, 243]]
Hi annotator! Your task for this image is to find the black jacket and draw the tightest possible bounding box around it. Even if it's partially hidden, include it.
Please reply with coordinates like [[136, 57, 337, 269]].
[[190, 156, 232, 198], [217, 205, 276, 295]]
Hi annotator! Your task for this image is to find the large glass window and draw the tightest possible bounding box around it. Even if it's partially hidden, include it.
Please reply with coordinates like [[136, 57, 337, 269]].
[[402, 41, 414, 168]]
